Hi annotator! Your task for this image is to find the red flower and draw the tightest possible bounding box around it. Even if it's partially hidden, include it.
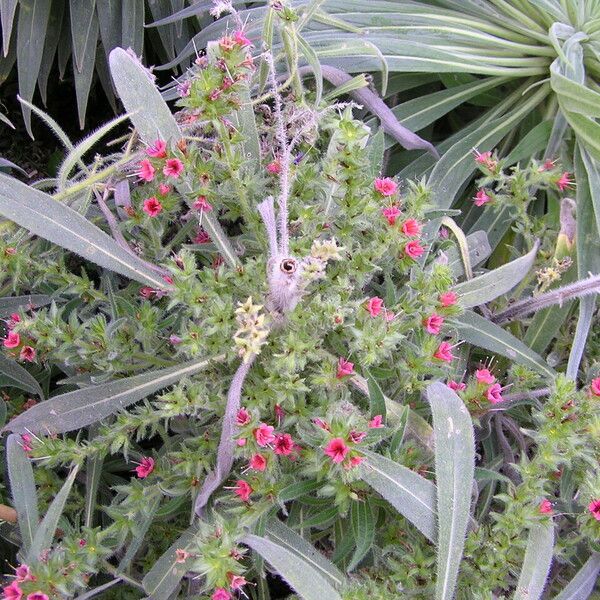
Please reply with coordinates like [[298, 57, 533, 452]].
[[266, 160, 282, 174], [368, 415, 384, 429], [139, 287, 156, 299], [8, 313, 21, 328], [476, 369, 495, 384], [137, 159, 155, 182], [447, 380, 466, 392], [401, 219, 421, 237], [382, 206, 401, 225], [236, 408, 251, 426], [433, 341, 454, 363], [249, 454, 267, 471], [3, 331, 20, 348], [193, 196, 213, 212], [374, 177, 398, 196], [588, 499, 600, 521], [254, 423, 275, 447], [233, 480, 252, 502], [439, 291, 458, 307], [539, 499, 553, 515], [143, 197, 163, 217], [336, 357, 354, 379], [146, 139, 167, 158], [486, 383, 504, 404], [158, 183, 171, 196], [473, 189, 491, 207], [273, 433, 294, 455], [193, 229, 211, 244], [212, 588, 232, 600], [19, 346, 36, 362], [556, 172, 573, 191], [590, 377, 600, 396], [324, 438, 349, 463], [366, 296, 384, 317], [423, 314, 444, 335], [163, 158, 184, 178], [135, 457, 155, 478], [3, 582, 23, 600], [404, 240, 425, 259], [348, 455, 364, 468]]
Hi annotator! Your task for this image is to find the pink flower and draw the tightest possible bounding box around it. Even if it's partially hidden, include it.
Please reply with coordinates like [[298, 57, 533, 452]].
[[8, 313, 21, 328], [3, 331, 20, 348], [135, 457, 155, 478], [423, 314, 444, 335], [237, 438, 247, 447], [447, 380, 466, 392], [158, 183, 171, 196], [366, 296, 384, 317], [26, 593, 48, 600], [382, 206, 401, 225], [21, 434, 32, 453], [249, 454, 267, 471], [404, 240, 425, 260], [193, 196, 213, 212], [401, 218, 422, 237], [348, 455, 364, 468], [539, 499, 553, 515], [212, 588, 232, 600], [175, 549, 190, 563], [349, 430, 367, 443], [266, 160, 281, 174], [19, 346, 36, 362], [254, 423, 275, 447], [274, 404, 285, 422], [169, 335, 182, 345], [539, 158, 555, 171], [273, 433, 294, 455], [137, 159, 155, 182], [146, 139, 167, 158], [313, 418, 330, 431], [476, 369, 495, 384], [143, 197, 163, 217], [368, 415, 384, 429], [229, 573, 248, 590], [324, 438, 349, 463], [473, 149, 497, 170], [163, 158, 184, 178], [473, 189, 491, 207], [233, 30, 252, 47], [383, 310, 396, 322], [139, 286, 155, 299], [3, 582, 23, 600], [15, 565, 34, 583], [374, 177, 398, 196], [433, 341, 454, 363], [233, 480, 252, 502], [236, 408, 251, 426], [193, 229, 211, 244], [336, 357, 354, 379], [439, 291, 458, 307], [486, 383, 504, 404], [591, 377, 600, 396], [556, 172, 573, 191], [588, 499, 600, 521]]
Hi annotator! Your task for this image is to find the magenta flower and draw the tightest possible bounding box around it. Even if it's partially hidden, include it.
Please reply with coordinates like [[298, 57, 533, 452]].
[[212, 588, 232, 600], [3, 582, 23, 600], [158, 183, 171, 196], [539, 499, 553, 515], [382, 205, 401, 225], [254, 423, 275, 447], [15, 565, 34, 583], [146, 139, 167, 158], [476, 369, 495, 384], [175, 549, 190, 563], [137, 159, 155, 182], [249, 454, 267, 471], [349, 430, 367, 443], [21, 434, 33, 453], [163, 158, 184, 178], [193, 196, 213, 212], [588, 499, 600, 521], [193, 229, 211, 244], [374, 177, 398, 196], [336, 357, 354, 379], [447, 380, 466, 392], [324, 438, 349, 463], [473, 189, 491, 207], [433, 342, 454, 363], [236, 408, 251, 426], [404, 240, 425, 259], [3, 331, 20, 348], [401, 218, 422, 237], [273, 433, 294, 456], [233, 480, 252, 502], [424, 313, 444, 335], [439, 291, 458, 307], [556, 171, 573, 191], [233, 30, 252, 47], [368, 415, 384, 429], [473, 149, 497, 170], [266, 160, 282, 174], [591, 377, 600, 396], [366, 296, 384, 317], [135, 457, 155, 478], [348, 455, 365, 468], [143, 197, 162, 217], [19, 346, 36, 362], [26, 593, 48, 600], [486, 383, 504, 404], [313, 418, 331, 431], [8, 312, 21, 328], [229, 573, 248, 590]]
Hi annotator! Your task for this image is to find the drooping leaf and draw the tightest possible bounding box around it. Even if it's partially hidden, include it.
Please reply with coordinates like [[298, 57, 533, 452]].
[[73, 10, 99, 129], [296, 32, 323, 107], [347, 498, 376, 571], [6, 433, 39, 553], [0, 354, 44, 398], [514, 523, 555, 600], [3, 355, 218, 435], [427, 382, 475, 600], [242, 534, 343, 600], [359, 449, 437, 542], [552, 553, 600, 600], [0, 173, 169, 289]]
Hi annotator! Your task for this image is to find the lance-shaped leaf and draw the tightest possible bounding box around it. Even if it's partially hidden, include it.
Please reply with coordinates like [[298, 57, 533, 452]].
[[242, 533, 343, 600], [0, 354, 44, 398], [4, 355, 219, 435], [359, 449, 437, 542], [453, 241, 539, 308], [6, 433, 39, 553], [347, 497, 376, 571], [514, 523, 555, 600], [427, 382, 475, 600], [553, 553, 600, 600], [0, 294, 53, 316], [0, 174, 169, 289]]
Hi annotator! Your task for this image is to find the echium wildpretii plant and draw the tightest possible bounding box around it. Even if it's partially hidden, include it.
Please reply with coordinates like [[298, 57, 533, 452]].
[[0, 2, 599, 600]]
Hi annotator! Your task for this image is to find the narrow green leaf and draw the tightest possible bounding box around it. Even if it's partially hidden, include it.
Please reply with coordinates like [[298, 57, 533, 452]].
[[232, 86, 261, 170], [504, 120, 553, 166], [118, 496, 160, 571], [73, 10, 99, 129], [0, 354, 44, 398], [278, 479, 323, 503], [96, 0, 122, 59], [265, 518, 345, 589], [0, 173, 169, 289], [3, 355, 219, 435], [69, 0, 96, 72], [296, 33, 323, 106], [365, 368, 386, 419], [242, 534, 343, 600], [514, 523, 555, 600], [122, 0, 145, 56], [450, 310, 556, 378], [427, 382, 475, 600], [1, 0, 18, 56], [359, 449, 437, 542], [27, 465, 80, 562], [347, 498, 375, 571], [0, 294, 53, 316], [453, 241, 539, 308], [367, 128, 385, 177], [37, 0, 64, 105], [6, 433, 39, 552], [553, 553, 600, 600], [84, 451, 103, 528]]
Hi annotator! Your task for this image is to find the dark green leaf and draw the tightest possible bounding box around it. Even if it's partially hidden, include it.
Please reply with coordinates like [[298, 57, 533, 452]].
[[0, 354, 44, 398]]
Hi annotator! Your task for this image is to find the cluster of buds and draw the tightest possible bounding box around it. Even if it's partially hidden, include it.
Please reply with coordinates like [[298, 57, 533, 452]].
[[2, 312, 37, 363], [301, 238, 344, 282], [447, 367, 505, 411], [232, 297, 269, 362]]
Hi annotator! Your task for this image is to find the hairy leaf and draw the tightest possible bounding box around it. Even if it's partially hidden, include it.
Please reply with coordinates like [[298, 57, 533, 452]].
[[514, 523, 554, 600], [0, 354, 44, 398]]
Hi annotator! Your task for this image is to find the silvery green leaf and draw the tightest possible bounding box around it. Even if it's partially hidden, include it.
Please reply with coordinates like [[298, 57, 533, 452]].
[[514, 523, 555, 600]]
